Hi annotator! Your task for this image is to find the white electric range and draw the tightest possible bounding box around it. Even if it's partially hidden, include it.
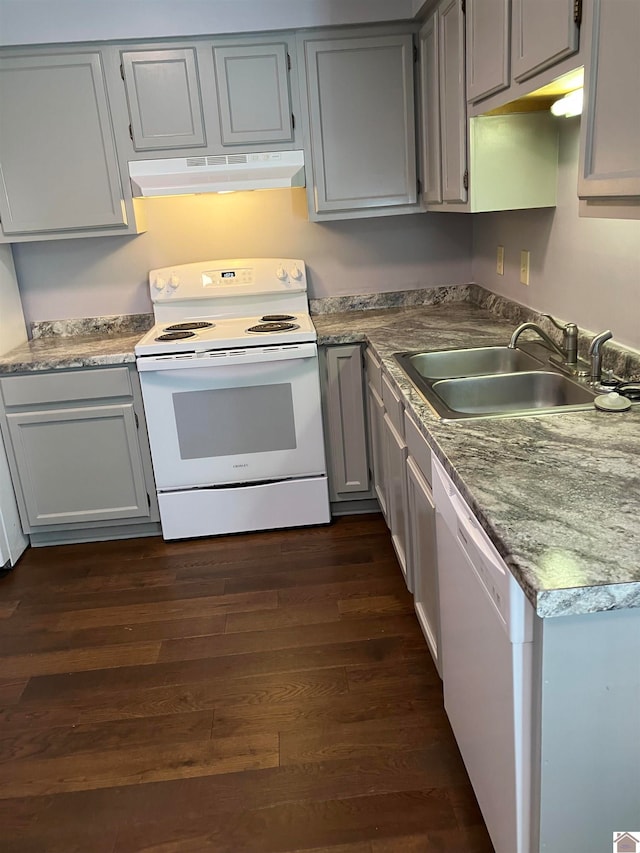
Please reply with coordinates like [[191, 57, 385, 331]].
[[135, 258, 330, 541]]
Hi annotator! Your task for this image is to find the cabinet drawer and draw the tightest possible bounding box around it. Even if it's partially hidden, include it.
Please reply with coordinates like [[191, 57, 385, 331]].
[[404, 410, 432, 487], [364, 347, 382, 397], [382, 372, 404, 437], [0, 367, 133, 408]]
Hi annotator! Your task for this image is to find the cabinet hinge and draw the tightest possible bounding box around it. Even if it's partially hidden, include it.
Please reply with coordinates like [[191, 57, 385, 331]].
[[287, 52, 291, 71], [134, 412, 139, 429], [120, 62, 125, 81], [573, 0, 582, 26], [463, 169, 469, 191], [461, 0, 466, 14], [413, 44, 418, 63]]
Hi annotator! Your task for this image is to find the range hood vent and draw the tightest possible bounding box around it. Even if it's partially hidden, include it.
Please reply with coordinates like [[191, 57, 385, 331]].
[[129, 151, 305, 197]]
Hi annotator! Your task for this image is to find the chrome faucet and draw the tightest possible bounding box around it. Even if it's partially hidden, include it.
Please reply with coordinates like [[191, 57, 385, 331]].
[[508, 322, 570, 361], [588, 330, 613, 384], [541, 315, 578, 366]]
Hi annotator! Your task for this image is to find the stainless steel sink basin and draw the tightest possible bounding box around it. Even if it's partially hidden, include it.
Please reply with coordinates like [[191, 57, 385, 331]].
[[432, 372, 597, 417], [397, 346, 543, 380], [393, 345, 599, 420]]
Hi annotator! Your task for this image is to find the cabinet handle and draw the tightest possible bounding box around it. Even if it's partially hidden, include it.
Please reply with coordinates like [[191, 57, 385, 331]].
[[129, 123, 133, 141]]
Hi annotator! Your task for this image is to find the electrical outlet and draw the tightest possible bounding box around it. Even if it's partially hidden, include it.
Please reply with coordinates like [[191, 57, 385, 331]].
[[496, 245, 504, 276], [520, 250, 530, 286]]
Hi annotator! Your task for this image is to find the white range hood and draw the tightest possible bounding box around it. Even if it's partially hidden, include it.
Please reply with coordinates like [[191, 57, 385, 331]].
[[129, 151, 305, 197]]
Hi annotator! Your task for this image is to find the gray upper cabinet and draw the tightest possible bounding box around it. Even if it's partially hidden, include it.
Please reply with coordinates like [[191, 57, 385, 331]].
[[299, 30, 418, 220], [0, 51, 135, 240], [121, 48, 206, 150], [419, 13, 443, 205], [465, 0, 510, 104], [213, 42, 293, 146], [439, 0, 468, 204], [578, 0, 640, 202], [511, 0, 579, 83]]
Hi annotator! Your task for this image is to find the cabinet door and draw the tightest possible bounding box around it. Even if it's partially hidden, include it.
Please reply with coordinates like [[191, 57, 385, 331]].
[[367, 381, 388, 523], [419, 13, 443, 205], [213, 42, 293, 146], [6, 403, 150, 528], [439, 0, 468, 203], [121, 48, 206, 151], [512, 0, 579, 83], [465, 0, 510, 103], [383, 412, 410, 590], [406, 455, 439, 673], [578, 0, 640, 199], [303, 34, 417, 214], [323, 346, 370, 499], [0, 52, 127, 235]]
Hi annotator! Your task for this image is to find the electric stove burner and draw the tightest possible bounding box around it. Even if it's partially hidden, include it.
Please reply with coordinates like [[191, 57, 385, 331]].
[[247, 322, 300, 333], [156, 330, 197, 341], [165, 321, 214, 331], [261, 314, 296, 322]]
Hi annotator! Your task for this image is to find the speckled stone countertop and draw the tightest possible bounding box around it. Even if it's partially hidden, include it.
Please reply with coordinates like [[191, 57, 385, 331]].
[[2, 297, 639, 618], [0, 315, 152, 373], [313, 303, 640, 619]]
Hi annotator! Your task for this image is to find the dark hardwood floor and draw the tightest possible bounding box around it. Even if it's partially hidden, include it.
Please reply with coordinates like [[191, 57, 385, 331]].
[[0, 514, 493, 853]]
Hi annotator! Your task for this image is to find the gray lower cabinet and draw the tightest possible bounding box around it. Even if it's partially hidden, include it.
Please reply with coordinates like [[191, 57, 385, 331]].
[[0, 50, 139, 242], [320, 345, 372, 505], [298, 29, 419, 220], [381, 374, 410, 590], [404, 413, 439, 674], [365, 348, 388, 523], [578, 0, 640, 205], [121, 47, 207, 151], [0, 366, 159, 544]]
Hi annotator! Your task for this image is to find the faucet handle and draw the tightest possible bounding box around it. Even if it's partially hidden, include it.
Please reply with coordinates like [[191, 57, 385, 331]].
[[542, 313, 576, 333], [542, 314, 578, 365]]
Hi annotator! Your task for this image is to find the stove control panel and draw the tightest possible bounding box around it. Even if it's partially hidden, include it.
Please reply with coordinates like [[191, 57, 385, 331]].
[[148, 258, 307, 303]]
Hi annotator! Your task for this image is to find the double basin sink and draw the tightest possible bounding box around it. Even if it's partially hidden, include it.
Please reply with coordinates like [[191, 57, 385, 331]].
[[394, 345, 598, 420]]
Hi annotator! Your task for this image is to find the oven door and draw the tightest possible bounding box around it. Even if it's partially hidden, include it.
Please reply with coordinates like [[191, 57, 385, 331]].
[[137, 343, 327, 490]]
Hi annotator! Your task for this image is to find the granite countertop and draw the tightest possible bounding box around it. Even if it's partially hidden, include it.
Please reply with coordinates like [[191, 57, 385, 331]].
[[0, 315, 152, 373], [313, 303, 640, 619], [1, 299, 639, 618]]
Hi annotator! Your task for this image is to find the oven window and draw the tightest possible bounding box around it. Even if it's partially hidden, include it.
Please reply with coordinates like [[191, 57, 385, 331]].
[[172, 383, 297, 460]]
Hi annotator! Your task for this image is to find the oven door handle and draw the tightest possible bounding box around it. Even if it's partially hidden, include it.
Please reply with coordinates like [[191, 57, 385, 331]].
[[136, 342, 318, 371]]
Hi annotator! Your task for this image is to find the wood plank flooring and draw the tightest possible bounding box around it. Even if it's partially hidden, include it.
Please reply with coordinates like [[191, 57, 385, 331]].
[[0, 514, 494, 852]]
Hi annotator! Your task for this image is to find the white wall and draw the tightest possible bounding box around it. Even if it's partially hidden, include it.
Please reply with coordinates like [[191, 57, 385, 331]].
[[0, 0, 415, 46], [472, 119, 640, 350], [13, 190, 472, 324]]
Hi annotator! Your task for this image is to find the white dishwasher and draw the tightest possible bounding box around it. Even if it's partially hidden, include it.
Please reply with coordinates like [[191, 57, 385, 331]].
[[432, 456, 534, 853]]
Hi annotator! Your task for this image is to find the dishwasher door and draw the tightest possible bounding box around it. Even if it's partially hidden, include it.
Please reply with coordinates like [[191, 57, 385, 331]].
[[432, 456, 534, 853]]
